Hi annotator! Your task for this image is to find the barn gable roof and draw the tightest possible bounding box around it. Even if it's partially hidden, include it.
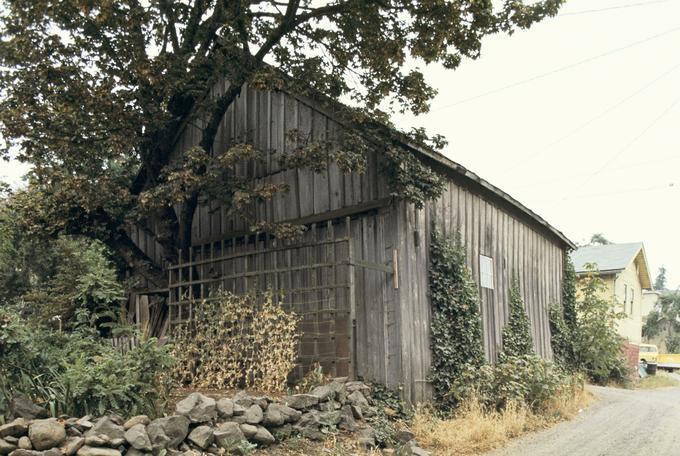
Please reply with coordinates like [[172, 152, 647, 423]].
[[286, 88, 576, 250], [165, 74, 575, 250]]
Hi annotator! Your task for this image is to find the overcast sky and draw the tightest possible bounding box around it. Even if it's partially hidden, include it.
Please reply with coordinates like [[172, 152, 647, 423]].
[[1, 0, 679, 288], [391, 0, 680, 289]]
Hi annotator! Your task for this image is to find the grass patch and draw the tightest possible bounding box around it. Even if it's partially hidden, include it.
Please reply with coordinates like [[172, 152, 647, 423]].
[[636, 372, 680, 389], [410, 387, 594, 455]]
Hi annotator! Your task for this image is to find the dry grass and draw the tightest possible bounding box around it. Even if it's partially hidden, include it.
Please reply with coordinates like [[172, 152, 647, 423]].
[[255, 435, 383, 455], [636, 372, 680, 390], [411, 388, 595, 456]]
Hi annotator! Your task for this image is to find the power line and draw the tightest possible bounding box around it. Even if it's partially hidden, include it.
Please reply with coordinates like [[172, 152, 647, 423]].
[[508, 60, 680, 172], [560, 94, 680, 202], [531, 182, 679, 203], [559, 0, 674, 16], [431, 25, 680, 111]]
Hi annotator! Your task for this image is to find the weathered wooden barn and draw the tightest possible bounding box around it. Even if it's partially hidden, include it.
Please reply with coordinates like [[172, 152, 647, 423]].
[[130, 80, 575, 403]]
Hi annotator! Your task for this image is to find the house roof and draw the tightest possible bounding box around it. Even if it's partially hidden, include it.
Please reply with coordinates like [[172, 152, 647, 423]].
[[571, 242, 653, 289]]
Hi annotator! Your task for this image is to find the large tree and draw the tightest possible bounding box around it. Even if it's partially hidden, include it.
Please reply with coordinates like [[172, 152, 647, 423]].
[[0, 0, 563, 288]]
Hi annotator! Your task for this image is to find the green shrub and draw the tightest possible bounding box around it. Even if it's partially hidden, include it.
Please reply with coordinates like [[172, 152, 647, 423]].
[[448, 355, 577, 412], [428, 228, 485, 412], [572, 265, 628, 384], [0, 308, 173, 419], [500, 280, 534, 359], [666, 335, 680, 353]]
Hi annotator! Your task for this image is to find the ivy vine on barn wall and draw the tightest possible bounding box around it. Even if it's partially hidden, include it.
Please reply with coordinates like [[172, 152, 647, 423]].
[[428, 228, 485, 411]]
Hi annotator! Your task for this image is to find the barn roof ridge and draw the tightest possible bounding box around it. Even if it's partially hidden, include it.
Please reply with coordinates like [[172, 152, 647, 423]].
[[282, 85, 576, 250]]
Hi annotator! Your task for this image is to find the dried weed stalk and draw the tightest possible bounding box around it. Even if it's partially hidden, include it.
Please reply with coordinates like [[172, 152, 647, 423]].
[[170, 291, 301, 392]]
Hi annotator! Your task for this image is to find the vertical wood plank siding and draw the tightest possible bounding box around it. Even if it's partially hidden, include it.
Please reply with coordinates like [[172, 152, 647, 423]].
[[396, 179, 565, 403], [130, 82, 567, 404]]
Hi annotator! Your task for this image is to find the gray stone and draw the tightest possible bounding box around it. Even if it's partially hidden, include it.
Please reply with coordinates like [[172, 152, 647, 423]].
[[175, 393, 217, 424], [309, 385, 334, 402], [75, 446, 121, 456], [66, 427, 82, 438], [216, 399, 234, 418], [0, 419, 28, 438], [213, 422, 245, 449], [17, 437, 30, 450], [232, 392, 253, 409], [345, 381, 370, 394], [350, 404, 363, 420], [9, 395, 47, 421], [187, 426, 213, 450], [262, 405, 285, 427], [251, 427, 275, 445], [2, 438, 16, 445], [232, 403, 246, 416], [124, 450, 149, 456], [8, 450, 43, 456], [58, 437, 84, 456], [338, 405, 359, 432], [84, 418, 124, 442], [347, 390, 369, 408], [146, 416, 190, 450], [108, 437, 125, 448], [396, 430, 416, 444], [283, 394, 319, 410], [243, 405, 263, 425], [357, 427, 376, 450], [396, 441, 431, 456], [73, 417, 93, 432], [28, 419, 66, 451], [123, 415, 149, 431], [230, 415, 247, 425], [0, 438, 17, 454], [82, 436, 107, 447], [59, 437, 84, 456], [318, 411, 342, 427], [251, 397, 269, 411], [239, 424, 257, 440], [124, 424, 151, 451]]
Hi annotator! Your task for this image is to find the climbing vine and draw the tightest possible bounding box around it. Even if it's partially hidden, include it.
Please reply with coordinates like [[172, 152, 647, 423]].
[[428, 228, 485, 412], [382, 146, 446, 209], [562, 256, 578, 333], [549, 257, 578, 369], [500, 279, 535, 360]]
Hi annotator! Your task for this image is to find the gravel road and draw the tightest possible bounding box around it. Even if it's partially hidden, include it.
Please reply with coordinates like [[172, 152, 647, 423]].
[[488, 383, 680, 456]]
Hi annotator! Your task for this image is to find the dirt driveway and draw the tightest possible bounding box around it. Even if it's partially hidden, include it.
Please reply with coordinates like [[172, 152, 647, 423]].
[[488, 384, 680, 456]]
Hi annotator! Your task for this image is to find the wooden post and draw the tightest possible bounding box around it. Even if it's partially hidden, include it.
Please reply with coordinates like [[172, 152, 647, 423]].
[[392, 248, 399, 290], [346, 216, 357, 379]]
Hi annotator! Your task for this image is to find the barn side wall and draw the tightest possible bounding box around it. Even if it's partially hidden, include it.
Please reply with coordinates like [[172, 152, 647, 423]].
[[395, 180, 566, 403]]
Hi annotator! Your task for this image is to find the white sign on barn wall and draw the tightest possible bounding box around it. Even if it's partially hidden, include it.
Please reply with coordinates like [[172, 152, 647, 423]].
[[480, 255, 494, 289]]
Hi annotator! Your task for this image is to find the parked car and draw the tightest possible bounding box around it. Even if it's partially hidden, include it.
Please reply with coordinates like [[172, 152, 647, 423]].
[[639, 343, 658, 375]]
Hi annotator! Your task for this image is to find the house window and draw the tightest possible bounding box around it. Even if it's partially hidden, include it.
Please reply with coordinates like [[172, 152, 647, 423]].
[[480, 255, 494, 289], [631, 288, 635, 314], [623, 284, 628, 313]]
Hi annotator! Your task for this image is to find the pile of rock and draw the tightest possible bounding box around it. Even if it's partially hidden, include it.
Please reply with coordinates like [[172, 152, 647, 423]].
[[0, 378, 429, 455]]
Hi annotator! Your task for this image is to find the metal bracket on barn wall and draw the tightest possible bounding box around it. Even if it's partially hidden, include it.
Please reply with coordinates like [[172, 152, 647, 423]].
[[351, 249, 399, 290]]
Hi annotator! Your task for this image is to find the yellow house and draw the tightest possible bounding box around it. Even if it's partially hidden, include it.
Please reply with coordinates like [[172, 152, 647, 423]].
[[571, 243, 654, 344]]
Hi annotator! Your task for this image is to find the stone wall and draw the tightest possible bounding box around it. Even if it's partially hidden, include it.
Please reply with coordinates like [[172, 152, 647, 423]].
[[0, 379, 428, 456]]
